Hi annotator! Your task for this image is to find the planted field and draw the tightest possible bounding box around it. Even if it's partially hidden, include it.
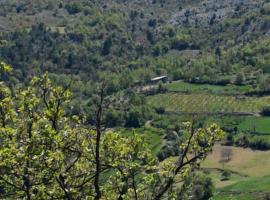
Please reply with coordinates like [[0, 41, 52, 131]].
[[166, 81, 253, 94], [148, 93, 270, 114]]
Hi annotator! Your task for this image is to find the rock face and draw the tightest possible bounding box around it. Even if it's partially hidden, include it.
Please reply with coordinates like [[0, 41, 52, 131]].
[[168, 0, 263, 27]]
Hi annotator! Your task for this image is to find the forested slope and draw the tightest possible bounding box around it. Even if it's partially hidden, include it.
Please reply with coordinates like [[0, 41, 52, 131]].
[[1, 0, 270, 88]]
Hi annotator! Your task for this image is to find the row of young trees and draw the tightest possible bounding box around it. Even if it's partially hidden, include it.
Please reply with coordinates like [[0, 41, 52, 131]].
[[0, 62, 224, 199]]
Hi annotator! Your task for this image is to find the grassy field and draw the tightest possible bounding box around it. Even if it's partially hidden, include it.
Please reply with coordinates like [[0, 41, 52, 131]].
[[204, 144, 270, 178], [148, 93, 270, 114], [203, 144, 270, 199], [165, 81, 253, 94], [238, 116, 270, 134], [213, 176, 270, 200], [118, 126, 165, 154]]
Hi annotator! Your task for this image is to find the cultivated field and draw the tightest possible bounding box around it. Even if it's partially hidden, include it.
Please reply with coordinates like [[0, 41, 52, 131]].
[[148, 93, 270, 114]]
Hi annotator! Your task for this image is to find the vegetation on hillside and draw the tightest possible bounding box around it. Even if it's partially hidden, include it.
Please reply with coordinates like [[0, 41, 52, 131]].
[[1, 0, 270, 199], [0, 62, 224, 199]]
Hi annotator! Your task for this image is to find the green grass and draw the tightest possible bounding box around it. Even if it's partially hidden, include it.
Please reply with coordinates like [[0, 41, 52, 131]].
[[212, 193, 258, 200], [166, 81, 253, 94], [143, 127, 164, 154], [238, 117, 270, 134], [118, 126, 164, 154], [148, 93, 270, 114], [221, 176, 270, 192], [213, 176, 270, 200]]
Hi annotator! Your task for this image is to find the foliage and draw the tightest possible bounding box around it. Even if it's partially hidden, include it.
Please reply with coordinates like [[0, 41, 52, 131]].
[[2, 0, 270, 197], [180, 172, 215, 200], [261, 106, 270, 116], [221, 170, 231, 181], [0, 66, 224, 199], [234, 134, 270, 150], [65, 3, 83, 15]]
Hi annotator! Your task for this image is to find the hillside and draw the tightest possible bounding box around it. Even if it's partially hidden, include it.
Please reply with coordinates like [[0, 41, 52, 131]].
[[1, 0, 270, 199], [1, 0, 270, 86]]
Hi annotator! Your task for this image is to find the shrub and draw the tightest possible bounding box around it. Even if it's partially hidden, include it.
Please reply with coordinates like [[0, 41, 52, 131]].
[[261, 106, 270, 116], [65, 3, 82, 14], [171, 40, 189, 51], [224, 133, 234, 146], [249, 137, 270, 150], [235, 72, 245, 85], [148, 19, 157, 27], [152, 119, 170, 129], [105, 110, 123, 127], [235, 135, 249, 147], [158, 82, 167, 93], [157, 145, 179, 161], [101, 37, 112, 56], [125, 106, 151, 128], [125, 109, 142, 128], [155, 106, 165, 114], [180, 173, 214, 200], [221, 170, 231, 181]]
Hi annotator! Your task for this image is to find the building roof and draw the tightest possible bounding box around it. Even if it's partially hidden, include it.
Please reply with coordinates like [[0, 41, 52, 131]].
[[151, 76, 167, 81]]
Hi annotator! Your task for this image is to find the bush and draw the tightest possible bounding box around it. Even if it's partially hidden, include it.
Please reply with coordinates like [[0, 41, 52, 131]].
[[101, 37, 112, 56], [221, 170, 231, 181], [125, 106, 151, 128], [105, 110, 123, 127], [224, 133, 234, 146], [157, 145, 179, 161], [148, 19, 157, 27], [235, 72, 245, 85], [171, 40, 189, 51], [158, 82, 167, 93], [172, 69, 183, 81], [235, 135, 270, 150], [125, 109, 142, 128], [249, 137, 270, 150], [65, 3, 82, 14], [261, 106, 270, 116], [213, 77, 231, 86], [235, 134, 249, 147], [155, 106, 165, 114], [151, 117, 171, 129], [180, 173, 214, 200]]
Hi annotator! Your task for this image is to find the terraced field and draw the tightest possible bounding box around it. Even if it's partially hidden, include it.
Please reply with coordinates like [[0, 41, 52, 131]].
[[148, 93, 270, 114]]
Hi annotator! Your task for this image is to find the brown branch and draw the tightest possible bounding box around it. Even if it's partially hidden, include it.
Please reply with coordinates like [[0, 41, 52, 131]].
[[94, 82, 106, 200], [153, 124, 196, 200], [132, 173, 138, 200], [0, 106, 6, 128], [56, 175, 73, 200], [0, 176, 21, 190]]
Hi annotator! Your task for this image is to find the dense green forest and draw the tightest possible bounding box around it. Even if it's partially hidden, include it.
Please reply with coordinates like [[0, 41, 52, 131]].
[[2, 0, 270, 199]]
